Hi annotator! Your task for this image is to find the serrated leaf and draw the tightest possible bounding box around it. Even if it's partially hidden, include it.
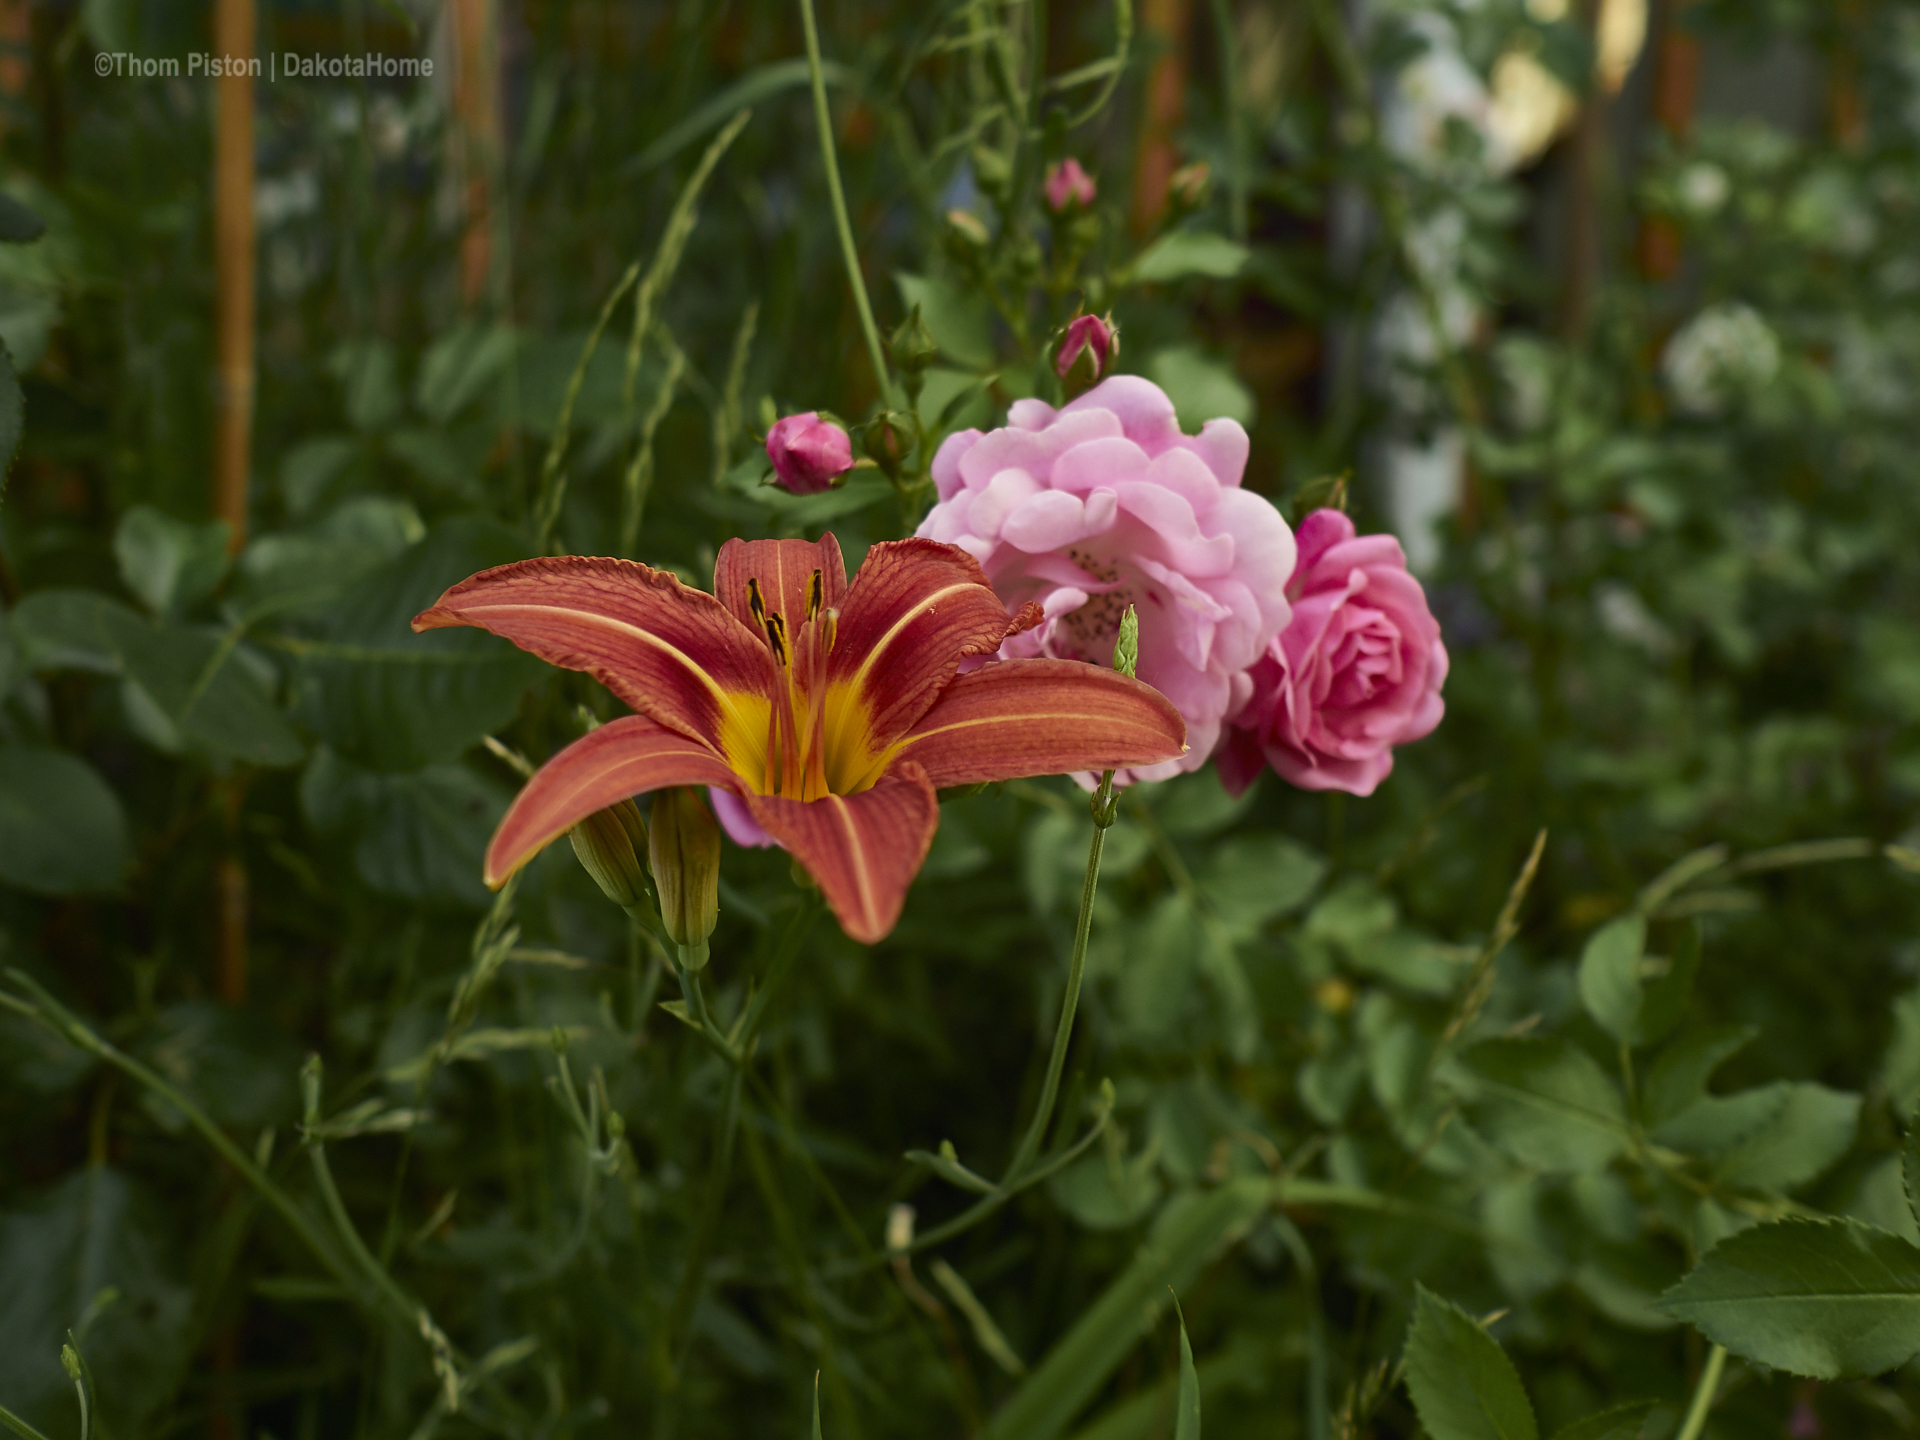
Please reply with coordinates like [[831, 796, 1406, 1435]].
[[1578, 914, 1645, 1045], [1402, 1286, 1538, 1440], [1455, 1038, 1630, 1174], [1657, 1217, 1920, 1378], [1172, 1295, 1201, 1440], [1544, 1400, 1656, 1440], [1712, 1083, 1859, 1191], [0, 748, 129, 895]]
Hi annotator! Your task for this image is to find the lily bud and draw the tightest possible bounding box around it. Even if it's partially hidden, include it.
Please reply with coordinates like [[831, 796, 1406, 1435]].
[[1112, 604, 1139, 678], [765, 412, 854, 495], [1054, 312, 1119, 385], [888, 305, 939, 375], [1168, 161, 1211, 210], [569, 799, 649, 909], [1044, 157, 1097, 213], [648, 787, 721, 969]]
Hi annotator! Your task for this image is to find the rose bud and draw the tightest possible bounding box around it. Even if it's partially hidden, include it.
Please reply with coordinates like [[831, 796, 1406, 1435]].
[[1054, 312, 1119, 385], [1044, 157, 1097, 213], [766, 412, 854, 495]]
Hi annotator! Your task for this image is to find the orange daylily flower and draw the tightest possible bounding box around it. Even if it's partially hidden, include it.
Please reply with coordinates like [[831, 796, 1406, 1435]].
[[413, 534, 1185, 943]]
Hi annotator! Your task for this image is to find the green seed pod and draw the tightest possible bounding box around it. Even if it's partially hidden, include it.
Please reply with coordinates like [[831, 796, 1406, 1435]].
[[648, 786, 721, 968], [569, 798, 650, 909]]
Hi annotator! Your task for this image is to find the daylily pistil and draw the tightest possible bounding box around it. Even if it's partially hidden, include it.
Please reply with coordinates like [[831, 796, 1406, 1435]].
[[413, 533, 1187, 943]]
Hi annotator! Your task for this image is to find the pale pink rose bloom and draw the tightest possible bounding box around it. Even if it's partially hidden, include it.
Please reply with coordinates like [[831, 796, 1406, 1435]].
[[1216, 509, 1447, 798], [1044, 158, 1097, 212], [766, 412, 853, 495], [918, 376, 1296, 784]]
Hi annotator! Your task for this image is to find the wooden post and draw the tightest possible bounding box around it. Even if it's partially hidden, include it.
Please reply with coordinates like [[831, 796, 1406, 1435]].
[[1130, 0, 1193, 235], [213, 0, 254, 552], [450, 0, 500, 308], [1636, 0, 1700, 280]]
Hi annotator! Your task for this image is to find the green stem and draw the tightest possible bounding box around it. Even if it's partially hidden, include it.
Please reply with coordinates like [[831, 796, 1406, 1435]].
[[0, 1402, 54, 1440], [1004, 769, 1116, 1182], [0, 972, 362, 1302], [797, 0, 896, 407], [1674, 1344, 1727, 1440]]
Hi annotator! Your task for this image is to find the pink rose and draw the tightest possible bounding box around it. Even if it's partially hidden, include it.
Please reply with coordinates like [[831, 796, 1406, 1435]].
[[766, 412, 853, 495], [1055, 313, 1118, 383], [1044, 157, 1097, 212], [918, 375, 1295, 783], [1216, 509, 1447, 798]]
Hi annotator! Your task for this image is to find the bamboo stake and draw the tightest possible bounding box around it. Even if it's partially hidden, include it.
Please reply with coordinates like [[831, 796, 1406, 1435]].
[[450, 0, 500, 309], [1129, 0, 1192, 235], [1637, 0, 1700, 280], [213, 0, 254, 553]]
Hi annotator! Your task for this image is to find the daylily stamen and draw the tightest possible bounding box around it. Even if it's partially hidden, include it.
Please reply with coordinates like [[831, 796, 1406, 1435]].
[[807, 569, 824, 621]]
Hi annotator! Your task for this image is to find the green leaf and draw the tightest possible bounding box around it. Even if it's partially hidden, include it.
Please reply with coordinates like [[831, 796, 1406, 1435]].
[[1544, 1400, 1657, 1440], [988, 1177, 1269, 1440], [132, 1003, 302, 1131], [301, 748, 510, 907], [328, 337, 402, 431], [1197, 835, 1326, 937], [0, 748, 129, 895], [0, 1168, 192, 1439], [812, 1371, 823, 1440], [1642, 1025, 1756, 1128], [1142, 346, 1254, 429], [632, 57, 849, 175], [293, 517, 543, 772], [1636, 921, 1699, 1045], [1657, 1217, 1920, 1378], [231, 496, 424, 621], [1048, 1149, 1163, 1231], [1132, 231, 1250, 284], [277, 435, 362, 517], [1402, 1285, 1538, 1440], [415, 322, 516, 423], [1455, 1038, 1630, 1174], [0, 193, 46, 243], [1906, 1129, 1920, 1238], [895, 272, 994, 370], [112, 505, 231, 617], [1172, 1295, 1201, 1440], [0, 338, 20, 490], [99, 610, 305, 767], [1711, 1082, 1859, 1191], [1883, 987, 1920, 1120], [1577, 914, 1645, 1045], [9, 589, 134, 674]]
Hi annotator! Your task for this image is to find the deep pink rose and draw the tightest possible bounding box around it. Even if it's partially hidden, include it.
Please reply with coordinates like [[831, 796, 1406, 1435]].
[[1217, 509, 1447, 798], [1044, 158, 1097, 212], [766, 412, 853, 495], [918, 375, 1295, 783], [1055, 313, 1118, 383]]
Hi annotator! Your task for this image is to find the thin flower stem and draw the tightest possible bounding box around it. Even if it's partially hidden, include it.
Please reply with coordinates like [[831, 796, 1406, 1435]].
[[1675, 1344, 1728, 1440], [1004, 769, 1117, 1182], [797, 0, 896, 407]]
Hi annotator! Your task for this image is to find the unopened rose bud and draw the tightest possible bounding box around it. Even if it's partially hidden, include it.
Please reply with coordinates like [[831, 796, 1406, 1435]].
[[1112, 604, 1138, 678], [888, 305, 939, 375], [1168, 161, 1210, 209], [569, 799, 649, 909], [648, 787, 721, 969], [765, 412, 854, 495], [864, 411, 910, 479], [1044, 157, 1097, 213], [1054, 312, 1119, 385], [946, 208, 990, 247]]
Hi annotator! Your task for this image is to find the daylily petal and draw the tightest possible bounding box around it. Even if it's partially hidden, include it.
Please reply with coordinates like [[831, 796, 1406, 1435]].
[[743, 761, 939, 944], [483, 715, 739, 888], [818, 539, 1020, 789], [414, 557, 775, 771], [712, 534, 849, 636], [888, 658, 1187, 788]]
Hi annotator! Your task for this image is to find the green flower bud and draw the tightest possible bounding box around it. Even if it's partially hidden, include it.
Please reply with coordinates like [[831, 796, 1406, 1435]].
[[569, 799, 650, 909], [864, 411, 911, 479], [648, 787, 721, 968], [888, 305, 939, 375], [946, 208, 990, 247], [1112, 604, 1139, 679], [61, 1344, 82, 1381]]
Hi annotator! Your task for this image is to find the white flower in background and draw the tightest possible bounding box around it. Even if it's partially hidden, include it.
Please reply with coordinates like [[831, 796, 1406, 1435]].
[[1661, 302, 1782, 416], [1677, 162, 1731, 217]]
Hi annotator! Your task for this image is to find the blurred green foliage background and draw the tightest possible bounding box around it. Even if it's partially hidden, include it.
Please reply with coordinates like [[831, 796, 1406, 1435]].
[[4, 0, 1920, 1436]]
